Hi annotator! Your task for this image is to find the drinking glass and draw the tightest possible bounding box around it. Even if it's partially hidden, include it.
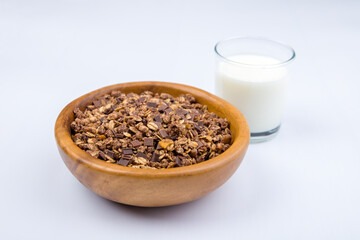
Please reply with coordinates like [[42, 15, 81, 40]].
[[215, 37, 295, 143]]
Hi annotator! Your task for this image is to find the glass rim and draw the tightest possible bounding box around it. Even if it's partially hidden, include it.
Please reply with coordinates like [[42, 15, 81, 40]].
[[214, 36, 296, 68]]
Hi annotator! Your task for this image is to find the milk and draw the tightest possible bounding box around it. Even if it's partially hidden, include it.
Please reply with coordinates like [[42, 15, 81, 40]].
[[216, 55, 288, 133]]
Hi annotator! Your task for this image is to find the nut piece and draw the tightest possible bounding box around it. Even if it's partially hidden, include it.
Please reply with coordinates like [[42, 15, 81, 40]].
[[222, 135, 232, 144], [134, 157, 148, 165], [147, 122, 159, 131], [129, 126, 138, 133], [97, 135, 106, 140], [108, 120, 115, 130], [158, 139, 174, 151], [138, 124, 149, 133], [133, 116, 142, 122], [123, 132, 132, 138], [189, 141, 198, 148]]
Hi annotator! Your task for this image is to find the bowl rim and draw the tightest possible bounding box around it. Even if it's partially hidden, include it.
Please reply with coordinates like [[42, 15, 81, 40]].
[[55, 81, 249, 178]]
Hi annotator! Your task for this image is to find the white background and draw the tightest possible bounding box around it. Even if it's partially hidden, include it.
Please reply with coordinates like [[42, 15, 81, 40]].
[[1, 0, 359, 239]]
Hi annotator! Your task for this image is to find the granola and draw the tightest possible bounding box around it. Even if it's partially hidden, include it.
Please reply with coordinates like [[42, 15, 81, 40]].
[[70, 90, 232, 169]]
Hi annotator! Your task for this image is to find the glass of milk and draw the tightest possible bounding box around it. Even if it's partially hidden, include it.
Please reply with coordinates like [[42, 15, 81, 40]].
[[215, 37, 295, 143]]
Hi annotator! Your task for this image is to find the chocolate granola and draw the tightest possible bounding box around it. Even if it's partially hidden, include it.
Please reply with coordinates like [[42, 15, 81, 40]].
[[70, 90, 232, 169]]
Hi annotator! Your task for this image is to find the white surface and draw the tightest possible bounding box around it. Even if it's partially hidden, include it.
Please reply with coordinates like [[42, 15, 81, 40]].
[[0, 0, 359, 239], [216, 55, 288, 132]]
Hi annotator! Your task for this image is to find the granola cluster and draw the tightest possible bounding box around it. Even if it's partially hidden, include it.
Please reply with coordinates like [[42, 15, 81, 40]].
[[70, 90, 232, 169]]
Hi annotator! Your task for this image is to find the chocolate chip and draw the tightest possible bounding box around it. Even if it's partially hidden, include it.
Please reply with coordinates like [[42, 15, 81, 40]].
[[117, 159, 129, 166], [190, 108, 197, 114], [82, 134, 88, 141], [156, 142, 162, 150], [93, 100, 102, 108], [122, 148, 133, 155], [138, 97, 146, 103], [165, 107, 173, 114], [147, 102, 157, 108], [99, 151, 106, 160], [158, 104, 168, 112], [144, 138, 154, 146], [136, 151, 148, 160], [105, 150, 115, 159], [154, 115, 162, 123], [176, 108, 186, 116], [194, 124, 201, 132], [151, 153, 160, 162], [175, 157, 182, 166], [154, 122, 162, 129], [159, 129, 168, 138], [131, 140, 142, 147], [197, 141, 204, 148], [114, 133, 123, 138], [122, 154, 132, 160]]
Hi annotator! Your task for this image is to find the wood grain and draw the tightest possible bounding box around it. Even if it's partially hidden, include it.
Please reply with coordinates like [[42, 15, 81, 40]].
[[54, 81, 249, 207]]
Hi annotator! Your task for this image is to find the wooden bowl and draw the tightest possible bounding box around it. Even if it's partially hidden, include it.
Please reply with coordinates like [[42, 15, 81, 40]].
[[55, 82, 249, 207]]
